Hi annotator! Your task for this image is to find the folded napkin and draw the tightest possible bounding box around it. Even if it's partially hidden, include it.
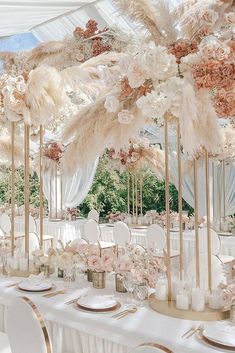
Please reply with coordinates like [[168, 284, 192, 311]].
[[24, 273, 45, 284]]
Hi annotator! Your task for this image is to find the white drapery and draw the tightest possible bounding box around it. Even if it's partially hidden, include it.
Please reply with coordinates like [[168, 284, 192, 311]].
[[43, 159, 98, 212], [169, 139, 235, 219], [145, 126, 235, 219]]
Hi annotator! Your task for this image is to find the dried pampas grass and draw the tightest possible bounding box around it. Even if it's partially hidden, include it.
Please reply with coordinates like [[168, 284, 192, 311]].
[[180, 80, 220, 156], [27, 41, 65, 68], [113, 0, 163, 43], [61, 93, 147, 175], [24, 65, 68, 127], [142, 147, 165, 180]]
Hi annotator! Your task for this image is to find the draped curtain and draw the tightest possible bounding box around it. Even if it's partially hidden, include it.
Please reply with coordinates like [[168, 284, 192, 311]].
[[146, 126, 235, 220], [43, 159, 98, 212]]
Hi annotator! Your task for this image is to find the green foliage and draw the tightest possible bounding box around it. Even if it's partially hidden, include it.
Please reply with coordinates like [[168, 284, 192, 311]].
[[79, 158, 193, 217], [0, 158, 193, 217]]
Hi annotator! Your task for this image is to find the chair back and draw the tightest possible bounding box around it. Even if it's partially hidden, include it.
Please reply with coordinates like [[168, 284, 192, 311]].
[[29, 233, 40, 259], [146, 224, 166, 251], [84, 219, 100, 243], [29, 214, 37, 234], [113, 221, 131, 247], [6, 297, 53, 353], [87, 209, 99, 223], [199, 228, 220, 255], [0, 213, 11, 235], [130, 343, 173, 353]]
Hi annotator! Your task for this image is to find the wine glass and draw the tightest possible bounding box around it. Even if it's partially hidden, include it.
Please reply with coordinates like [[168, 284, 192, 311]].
[[134, 284, 148, 306], [123, 274, 136, 303], [4, 256, 12, 277], [63, 264, 75, 289]]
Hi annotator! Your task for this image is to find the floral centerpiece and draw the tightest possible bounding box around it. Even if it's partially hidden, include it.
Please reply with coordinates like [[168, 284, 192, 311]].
[[67, 207, 80, 221], [106, 211, 126, 223]]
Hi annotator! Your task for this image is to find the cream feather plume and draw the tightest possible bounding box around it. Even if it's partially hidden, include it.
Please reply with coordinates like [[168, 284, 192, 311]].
[[24, 65, 69, 127], [151, 0, 177, 43], [113, 0, 163, 43], [0, 135, 24, 167]]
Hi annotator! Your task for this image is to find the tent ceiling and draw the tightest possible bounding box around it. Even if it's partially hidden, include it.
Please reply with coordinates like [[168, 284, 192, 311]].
[[31, 0, 140, 42], [0, 0, 182, 41], [0, 0, 96, 38]]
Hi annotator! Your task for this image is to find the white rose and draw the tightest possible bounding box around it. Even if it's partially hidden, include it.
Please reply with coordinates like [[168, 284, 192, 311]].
[[127, 61, 146, 88], [118, 110, 134, 124], [104, 95, 120, 113]]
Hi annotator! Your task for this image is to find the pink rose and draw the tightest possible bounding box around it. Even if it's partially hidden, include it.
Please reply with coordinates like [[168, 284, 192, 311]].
[[88, 255, 104, 272]]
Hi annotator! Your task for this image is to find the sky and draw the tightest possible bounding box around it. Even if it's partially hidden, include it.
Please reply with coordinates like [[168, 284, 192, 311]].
[[0, 32, 39, 52]]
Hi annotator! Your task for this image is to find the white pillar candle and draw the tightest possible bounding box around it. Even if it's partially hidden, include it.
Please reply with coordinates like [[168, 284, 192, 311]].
[[172, 279, 185, 300], [208, 290, 222, 310], [12, 258, 19, 271], [176, 292, 189, 310], [19, 258, 28, 272], [155, 283, 168, 301], [192, 288, 205, 312]]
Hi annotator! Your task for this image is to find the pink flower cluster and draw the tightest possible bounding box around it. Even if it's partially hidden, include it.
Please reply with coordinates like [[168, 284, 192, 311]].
[[73, 20, 110, 58], [87, 251, 115, 273], [43, 142, 62, 162], [192, 60, 235, 90], [168, 39, 198, 64], [213, 88, 235, 118]]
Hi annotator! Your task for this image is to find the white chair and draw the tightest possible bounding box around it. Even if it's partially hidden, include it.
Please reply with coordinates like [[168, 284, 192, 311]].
[[113, 221, 131, 247], [29, 215, 54, 249], [199, 228, 221, 255], [87, 209, 99, 223], [0, 213, 11, 236], [130, 343, 173, 353], [84, 219, 101, 243], [0, 331, 11, 353], [146, 224, 166, 251], [6, 297, 53, 353]]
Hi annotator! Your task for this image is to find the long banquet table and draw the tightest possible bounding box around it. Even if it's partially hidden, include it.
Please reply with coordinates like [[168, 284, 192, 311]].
[[100, 225, 235, 263], [14, 216, 86, 246], [0, 275, 231, 353]]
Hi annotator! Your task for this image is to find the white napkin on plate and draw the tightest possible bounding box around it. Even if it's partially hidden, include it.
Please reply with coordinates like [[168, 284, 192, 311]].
[[24, 273, 45, 284]]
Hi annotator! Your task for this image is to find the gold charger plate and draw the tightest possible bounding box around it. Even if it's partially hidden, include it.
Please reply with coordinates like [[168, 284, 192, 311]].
[[198, 333, 235, 351], [74, 301, 121, 313], [16, 283, 56, 293]]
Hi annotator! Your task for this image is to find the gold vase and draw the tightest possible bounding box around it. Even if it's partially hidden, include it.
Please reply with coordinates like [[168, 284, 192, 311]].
[[87, 269, 93, 282], [92, 271, 106, 289], [115, 273, 127, 293]]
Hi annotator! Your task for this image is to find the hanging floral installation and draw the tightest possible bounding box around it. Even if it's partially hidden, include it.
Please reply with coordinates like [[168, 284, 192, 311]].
[[59, 0, 235, 173], [108, 137, 165, 180]]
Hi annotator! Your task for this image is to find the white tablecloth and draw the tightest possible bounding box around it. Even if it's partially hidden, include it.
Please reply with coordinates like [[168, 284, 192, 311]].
[[14, 217, 86, 246], [0, 276, 230, 353]]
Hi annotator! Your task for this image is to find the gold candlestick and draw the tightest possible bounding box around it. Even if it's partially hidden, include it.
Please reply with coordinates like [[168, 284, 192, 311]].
[[24, 123, 30, 265], [164, 113, 172, 301], [177, 122, 184, 280], [11, 122, 15, 256], [193, 158, 200, 288], [39, 125, 44, 248], [205, 151, 212, 292]]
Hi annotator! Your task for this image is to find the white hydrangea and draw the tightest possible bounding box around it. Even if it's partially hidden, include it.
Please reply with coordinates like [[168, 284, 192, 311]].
[[136, 42, 178, 81], [126, 60, 146, 88], [104, 95, 120, 113], [136, 91, 170, 119]]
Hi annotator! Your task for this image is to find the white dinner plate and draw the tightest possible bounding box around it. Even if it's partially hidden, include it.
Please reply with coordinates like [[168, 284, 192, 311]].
[[77, 296, 117, 311], [18, 281, 53, 292], [203, 322, 235, 348], [49, 219, 62, 222]]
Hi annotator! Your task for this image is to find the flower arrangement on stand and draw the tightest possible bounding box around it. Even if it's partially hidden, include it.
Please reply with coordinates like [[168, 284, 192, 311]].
[[67, 207, 80, 221]]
